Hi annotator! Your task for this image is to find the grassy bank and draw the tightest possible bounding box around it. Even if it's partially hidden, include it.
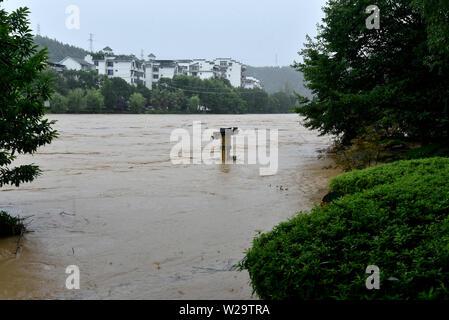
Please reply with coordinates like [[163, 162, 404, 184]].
[[0, 211, 26, 238], [239, 158, 449, 300]]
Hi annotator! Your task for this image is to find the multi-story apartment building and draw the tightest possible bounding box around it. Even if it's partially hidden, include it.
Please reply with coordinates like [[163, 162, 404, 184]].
[[213, 58, 246, 88], [61, 48, 259, 90], [145, 55, 249, 89], [144, 56, 178, 90], [86, 47, 145, 86]]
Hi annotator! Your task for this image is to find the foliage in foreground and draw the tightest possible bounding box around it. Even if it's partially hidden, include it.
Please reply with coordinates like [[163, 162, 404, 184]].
[[0, 211, 26, 238], [294, 0, 449, 145], [0, 1, 57, 188], [240, 158, 449, 300]]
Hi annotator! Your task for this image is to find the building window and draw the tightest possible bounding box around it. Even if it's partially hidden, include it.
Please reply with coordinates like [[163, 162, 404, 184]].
[[153, 75, 159, 79], [94, 61, 99, 66], [107, 61, 114, 67], [153, 67, 159, 72], [108, 70, 114, 76]]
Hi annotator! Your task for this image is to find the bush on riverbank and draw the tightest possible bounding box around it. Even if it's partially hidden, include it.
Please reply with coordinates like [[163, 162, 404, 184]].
[[239, 158, 449, 300], [0, 211, 26, 238], [405, 143, 449, 160]]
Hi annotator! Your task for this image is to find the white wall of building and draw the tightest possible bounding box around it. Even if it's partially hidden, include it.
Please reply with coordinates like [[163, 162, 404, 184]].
[[59, 57, 82, 71], [214, 58, 244, 87], [91, 55, 145, 86], [159, 66, 176, 80]]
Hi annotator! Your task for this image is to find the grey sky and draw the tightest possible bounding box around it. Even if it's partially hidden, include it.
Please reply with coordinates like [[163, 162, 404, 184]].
[[2, 0, 327, 66]]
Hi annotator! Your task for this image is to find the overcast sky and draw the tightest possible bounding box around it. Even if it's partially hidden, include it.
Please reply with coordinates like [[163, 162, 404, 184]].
[[2, 0, 327, 66]]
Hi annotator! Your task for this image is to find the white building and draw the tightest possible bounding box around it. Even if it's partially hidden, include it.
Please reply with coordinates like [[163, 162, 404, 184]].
[[145, 56, 178, 90], [59, 57, 95, 72], [61, 48, 259, 91], [175, 59, 193, 76], [188, 59, 216, 80], [86, 47, 146, 86], [145, 55, 248, 89], [213, 58, 246, 88], [243, 76, 262, 89]]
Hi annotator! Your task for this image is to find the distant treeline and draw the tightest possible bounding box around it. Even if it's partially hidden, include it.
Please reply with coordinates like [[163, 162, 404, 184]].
[[44, 68, 296, 114]]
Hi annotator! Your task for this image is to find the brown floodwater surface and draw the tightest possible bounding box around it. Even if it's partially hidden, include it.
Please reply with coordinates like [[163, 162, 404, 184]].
[[0, 114, 339, 300]]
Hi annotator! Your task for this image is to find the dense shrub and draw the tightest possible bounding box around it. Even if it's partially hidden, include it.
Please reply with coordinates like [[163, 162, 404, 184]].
[[49, 92, 68, 114], [240, 158, 449, 300], [329, 157, 449, 195], [129, 92, 147, 114], [405, 143, 449, 160], [0, 211, 26, 238]]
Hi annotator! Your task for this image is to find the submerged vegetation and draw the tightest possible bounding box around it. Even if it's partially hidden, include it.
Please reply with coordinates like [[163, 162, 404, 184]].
[[0, 211, 26, 238], [240, 158, 449, 300]]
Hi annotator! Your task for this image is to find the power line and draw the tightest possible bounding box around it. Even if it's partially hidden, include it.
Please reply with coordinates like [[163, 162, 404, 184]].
[[160, 83, 264, 95]]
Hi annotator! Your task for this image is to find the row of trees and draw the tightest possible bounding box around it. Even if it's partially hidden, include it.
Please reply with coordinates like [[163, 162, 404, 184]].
[[153, 76, 296, 114], [44, 68, 295, 114], [43, 68, 150, 114]]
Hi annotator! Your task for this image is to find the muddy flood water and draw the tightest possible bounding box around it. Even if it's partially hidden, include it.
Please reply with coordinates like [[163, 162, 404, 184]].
[[0, 114, 339, 300]]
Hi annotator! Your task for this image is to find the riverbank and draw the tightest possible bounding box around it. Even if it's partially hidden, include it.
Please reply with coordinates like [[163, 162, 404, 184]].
[[241, 157, 449, 300]]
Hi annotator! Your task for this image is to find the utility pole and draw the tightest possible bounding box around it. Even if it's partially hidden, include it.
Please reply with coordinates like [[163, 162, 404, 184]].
[[37, 24, 41, 36], [88, 33, 94, 53], [141, 49, 144, 60]]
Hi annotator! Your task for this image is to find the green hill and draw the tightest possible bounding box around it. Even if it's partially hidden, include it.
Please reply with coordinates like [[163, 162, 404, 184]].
[[34, 36, 310, 96], [245, 66, 311, 97], [35, 35, 89, 63]]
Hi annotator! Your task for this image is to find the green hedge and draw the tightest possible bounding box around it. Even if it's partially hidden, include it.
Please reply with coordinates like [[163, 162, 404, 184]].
[[240, 158, 449, 300], [329, 157, 449, 194], [405, 143, 449, 160]]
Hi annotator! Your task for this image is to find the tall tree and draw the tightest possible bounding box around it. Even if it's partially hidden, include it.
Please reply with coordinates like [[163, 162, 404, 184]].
[[85, 89, 104, 113], [413, 0, 449, 73], [0, 1, 57, 187], [294, 0, 449, 145], [129, 92, 146, 114], [67, 88, 86, 113]]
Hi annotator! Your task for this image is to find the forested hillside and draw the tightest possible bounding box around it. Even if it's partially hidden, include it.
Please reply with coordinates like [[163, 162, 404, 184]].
[[35, 35, 89, 62], [246, 66, 311, 97]]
